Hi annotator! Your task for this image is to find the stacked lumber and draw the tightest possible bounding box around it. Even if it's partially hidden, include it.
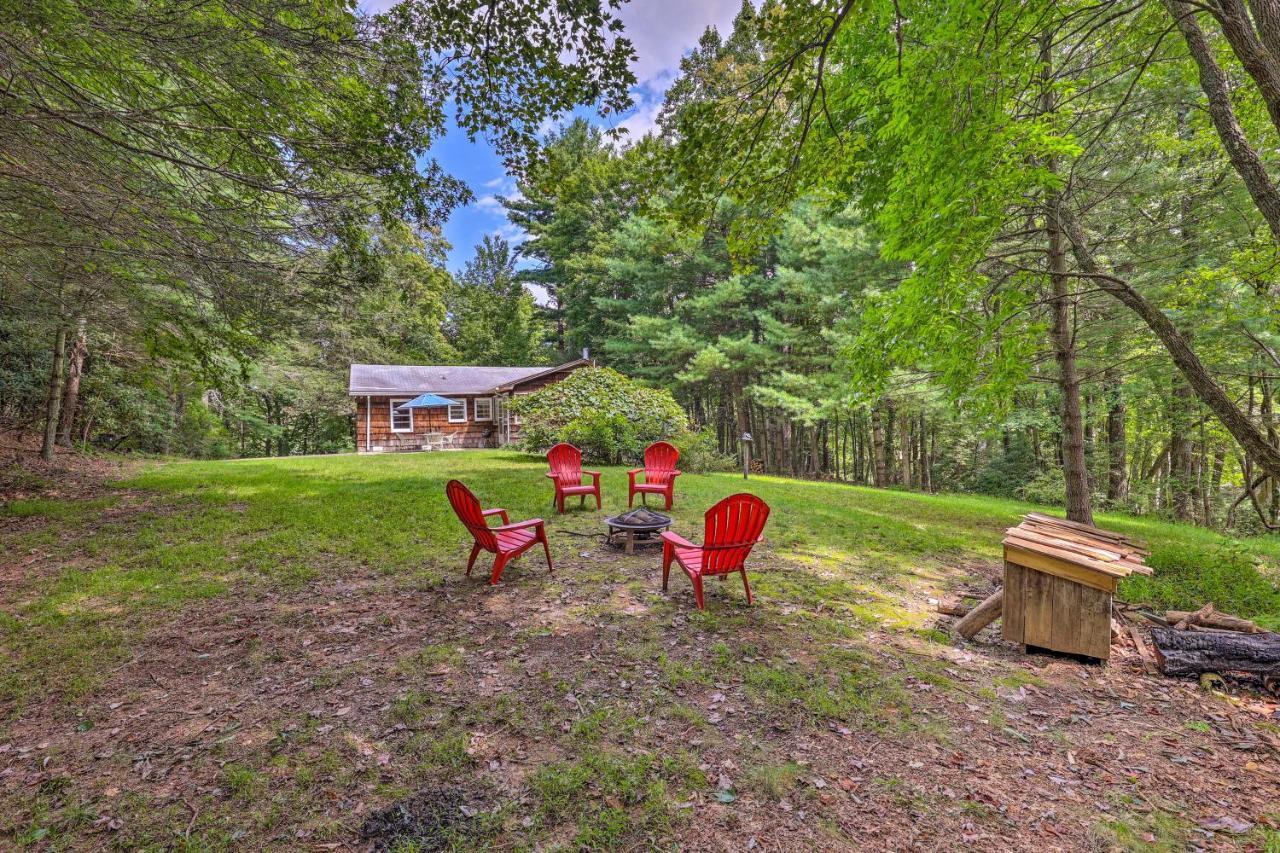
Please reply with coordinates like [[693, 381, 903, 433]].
[[1002, 512, 1152, 585]]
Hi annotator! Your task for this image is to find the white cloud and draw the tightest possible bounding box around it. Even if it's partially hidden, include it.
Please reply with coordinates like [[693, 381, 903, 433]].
[[615, 94, 664, 141], [617, 0, 743, 87], [474, 194, 505, 214], [494, 222, 527, 246]]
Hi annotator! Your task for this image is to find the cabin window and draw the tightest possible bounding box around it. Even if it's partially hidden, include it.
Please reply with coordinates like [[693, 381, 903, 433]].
[[473, 397, 494, 422], [447, 399, 467, 423], [390, 398, 413, 432]]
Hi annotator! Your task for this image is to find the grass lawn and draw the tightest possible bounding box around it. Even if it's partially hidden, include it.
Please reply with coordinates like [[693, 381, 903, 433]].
[[2, 450, 1279, 850]]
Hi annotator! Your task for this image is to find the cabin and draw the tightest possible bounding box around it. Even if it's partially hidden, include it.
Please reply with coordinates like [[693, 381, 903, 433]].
[[349, 359, 589, 452]]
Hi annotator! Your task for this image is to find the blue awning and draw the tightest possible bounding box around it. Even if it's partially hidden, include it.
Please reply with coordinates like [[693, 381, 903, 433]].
[[396, 393, 459, 409]]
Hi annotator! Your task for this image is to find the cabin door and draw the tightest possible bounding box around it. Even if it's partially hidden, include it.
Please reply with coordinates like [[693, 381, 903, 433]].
[[494, 396, 509, 445]]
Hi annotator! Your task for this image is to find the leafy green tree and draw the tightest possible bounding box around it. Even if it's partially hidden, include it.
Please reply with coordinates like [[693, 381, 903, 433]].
[[1, 0, 637, 459], [504, 119, 640, 356], [449, 235, 546, 365]]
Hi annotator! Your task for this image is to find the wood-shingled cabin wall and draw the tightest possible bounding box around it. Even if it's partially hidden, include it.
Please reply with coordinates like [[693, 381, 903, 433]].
[[356, 394, 498, 452]]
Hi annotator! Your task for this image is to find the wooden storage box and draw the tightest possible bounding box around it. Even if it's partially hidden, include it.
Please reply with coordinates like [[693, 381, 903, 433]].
[[1001, 513, 1150, 660]]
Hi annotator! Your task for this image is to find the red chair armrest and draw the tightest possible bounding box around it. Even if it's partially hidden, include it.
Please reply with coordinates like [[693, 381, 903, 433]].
[[494, 518, 544, 532], [482, 507, 510, 524], [583, 470, 602, 483], [659, 530, 696, 549], [670, 470, 682, 479], [627, 468, 642, 475]]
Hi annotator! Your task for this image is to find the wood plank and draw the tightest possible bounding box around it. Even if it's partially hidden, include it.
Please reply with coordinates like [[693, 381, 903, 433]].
[[1005, 526, 1130, 565], [1002, 561, 1025, 644], [1023, 568, 1053, 650], [1078, 584, 1114, 659], [1023, 512, 1133, 543], [1017, 521, 1150, 562], [1004, 530, 1127, 572], [1005, 529, 1151, 578], [1002, 536, 1129, 578], [1049, 575, 1075, 654], [1003, 544, 1119, 593], [1021, 513, 1149, 555]]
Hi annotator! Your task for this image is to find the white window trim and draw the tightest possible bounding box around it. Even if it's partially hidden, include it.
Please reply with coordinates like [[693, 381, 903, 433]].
[[390, 398, 414, 433], [447, 399, 467, 424], [473, 396, 494, 422]]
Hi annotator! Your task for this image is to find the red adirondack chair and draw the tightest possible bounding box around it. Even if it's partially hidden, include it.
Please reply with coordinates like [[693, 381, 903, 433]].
[[446, 479, 552, 585], [545, 443, 602, 513], [628, 441, 681, 509], [661, 493, 770, 610]]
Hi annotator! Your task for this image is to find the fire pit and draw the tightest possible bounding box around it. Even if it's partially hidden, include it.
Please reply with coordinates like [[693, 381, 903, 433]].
[[604, 507, 673, 555]]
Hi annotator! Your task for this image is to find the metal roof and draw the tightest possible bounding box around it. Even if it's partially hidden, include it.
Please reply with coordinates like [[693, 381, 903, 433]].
[[348, 361, 586, 396]]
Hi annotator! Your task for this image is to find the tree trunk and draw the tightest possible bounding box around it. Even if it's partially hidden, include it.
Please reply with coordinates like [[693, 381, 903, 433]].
[[56, 317, 87, 447], [1164, 0, 1280, 241], [1151, 627, 1280, 677], [1105, 366, 1128, 503], [1170, 377, 1196, 521], [1042, 34, 1093, 525], [41, 325, 68, 462], [871, 402, 887, 487], [1247, 0, 1280, 60], [1049, 219, 1093, 525], [919, 411, 932, 492], [1205, 0, 1280, 136], [899, 408, 912, 487], [1058, 206, 1280, 486]]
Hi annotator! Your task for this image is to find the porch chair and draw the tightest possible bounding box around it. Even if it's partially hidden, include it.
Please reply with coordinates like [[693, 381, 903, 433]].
[[545, 443, 602, 513], [445, 479, 552, 585], [661, 493, 770, 610], [628, 440, 681, 509]]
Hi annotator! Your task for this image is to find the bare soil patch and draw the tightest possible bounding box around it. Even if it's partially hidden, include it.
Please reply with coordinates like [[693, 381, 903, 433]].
[[0, 535, 1277, 850]]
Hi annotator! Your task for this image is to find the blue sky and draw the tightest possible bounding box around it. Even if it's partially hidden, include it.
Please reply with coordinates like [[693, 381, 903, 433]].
[[361, 1, 743, 274]]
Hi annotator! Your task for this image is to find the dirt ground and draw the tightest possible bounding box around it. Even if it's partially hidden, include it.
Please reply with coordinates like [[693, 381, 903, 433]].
[[2, 453, 1279, 850]]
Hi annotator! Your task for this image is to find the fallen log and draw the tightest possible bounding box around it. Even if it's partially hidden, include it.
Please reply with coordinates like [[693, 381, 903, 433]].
[[954, 589, 1002, 640], [1150, 627, 1280, 677], [935, 598, 970, 617], [1165, 608, 1259, 634]]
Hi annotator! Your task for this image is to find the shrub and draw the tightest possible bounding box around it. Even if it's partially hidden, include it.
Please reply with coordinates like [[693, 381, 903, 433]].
[[510, 367, 687, 463], [561, 411, 642, 465], [1017, 468, 1065, 506], [671, 428, 736, 474]]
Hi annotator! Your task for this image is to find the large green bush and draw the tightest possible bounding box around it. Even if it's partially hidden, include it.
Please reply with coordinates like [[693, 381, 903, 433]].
[[671, 427, 737, 474], [509, 367, 687, 463]]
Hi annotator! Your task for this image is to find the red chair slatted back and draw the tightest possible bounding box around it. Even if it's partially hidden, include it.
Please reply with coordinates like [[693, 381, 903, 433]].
[[643, 441, 680, 486], [446, 479, 496, 551], [547, 442, 583, 485], [701, 493, 770, 575]]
